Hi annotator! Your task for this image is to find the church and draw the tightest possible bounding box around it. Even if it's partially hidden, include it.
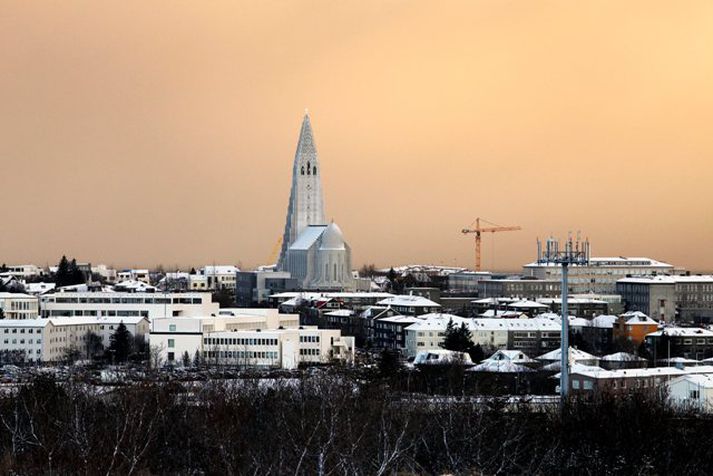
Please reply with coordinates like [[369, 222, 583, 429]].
[[277, 113, 354, 291]]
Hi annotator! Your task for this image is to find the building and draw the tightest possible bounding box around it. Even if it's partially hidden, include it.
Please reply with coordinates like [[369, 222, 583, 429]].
[[198, 265, 240, 291], [276, 113, 354, 291], [235, 270, 297, 306], [645, 327, 713, 361], [617, 275, 713, 324], [373, 315, 424, 351], [117, 269, 150, 284], [446, 271, 493, 294], [537, 297, 609, 318], [269, 292, 394, 312], [0, 316, 149, 363], [40, 291, 219, 320], [403, 314, 561, 358], [0, 293, 39, 319], [668, 374, 713, 411], [567, 365, 713, 396], [150, 312, 353, 369], [523, 256, 675, 294], [612, 311, 659, 346], [478, 278, 560, 300], [0, 264, 45, 280], [580, 314, 618, 354], [376, 294, 442, 316]]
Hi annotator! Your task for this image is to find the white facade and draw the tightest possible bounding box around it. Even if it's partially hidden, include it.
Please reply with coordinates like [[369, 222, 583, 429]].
[[0, 293, 40, 319], [117, 269, 150, 283], [150, 313, 353, 369], [0, 264, 45, 280], [669, 374, 713, 411], [376, 294, 442, 316], [40, 291, 219, 320], [0, 316, 149, 363], [198, 265, 239, 290]]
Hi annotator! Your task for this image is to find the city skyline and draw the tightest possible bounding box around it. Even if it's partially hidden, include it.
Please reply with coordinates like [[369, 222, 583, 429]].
[[1, 1, 712, 271]]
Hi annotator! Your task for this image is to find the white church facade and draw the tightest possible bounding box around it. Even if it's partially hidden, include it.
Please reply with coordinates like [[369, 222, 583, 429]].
[[277, 113, 354, 291]]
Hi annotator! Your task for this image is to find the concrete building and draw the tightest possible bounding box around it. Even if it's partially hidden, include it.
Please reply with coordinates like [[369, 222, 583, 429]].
[[478, 278, 560, 300], [612, 311, 659, 346], [117, 269, 150, 284], [523, 256, 675, 294], [198, 265, 240, 291], [446, 271, 493, 294], [150, 312, 353, 369], [235, 270, 297, 306], [277, 113, 354, 291], [269, 292, 394, 312], [617, 275, 713, 324], [0, 316, 149, 363], [567, 365, 713, 396], [403, 314, 561, 358], [0, 293, 39, 319], [537, 297, 609, 318], [40, 291, 219, 320], [376, 294, 441, 316], [0, 264, 45, 280], [645, 327, 713, 361]]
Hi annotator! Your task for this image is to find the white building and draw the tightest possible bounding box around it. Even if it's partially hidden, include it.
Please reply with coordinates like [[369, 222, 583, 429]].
[[91, 264, 117, 283], [40, 291, 219, 320], [0, 316, 149, 363], [523, 256, 676, 294], [150, 313, 353, 369], [117, 269, 150, 283], [0, 293, 39, 319], [198, 265, 240, 290], [669, 374, 713, 411], [376, 294, 442, 316], [0, 264, 45, 280]]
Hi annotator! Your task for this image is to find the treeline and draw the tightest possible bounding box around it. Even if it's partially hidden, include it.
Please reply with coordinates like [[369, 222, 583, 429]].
[[1, 372, 712, 474]]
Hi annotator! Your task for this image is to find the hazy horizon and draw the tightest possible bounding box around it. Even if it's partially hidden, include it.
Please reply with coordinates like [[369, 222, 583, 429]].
[[1, 1, 712, 272]]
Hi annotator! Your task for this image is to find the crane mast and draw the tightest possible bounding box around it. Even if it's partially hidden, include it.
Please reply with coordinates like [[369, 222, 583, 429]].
[[461, 218, 522, 271]]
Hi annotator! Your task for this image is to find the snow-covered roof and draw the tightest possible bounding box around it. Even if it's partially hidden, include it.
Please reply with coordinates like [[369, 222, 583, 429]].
[[537, 347, 599, 362], [620, 311, 658, 325], [485, 349, 535, 363], [659, 357, 700, 365], [0, 292, 36, 299], [471, 297, 518, 305], [289, 225, 328, 251], [508, 300, 549, 309], [647, 327, 713, 338], [524, 257, 673, 268], [324, 309, 354, 317], [114, 280, 156, 292], [0, 318, 51, 328], [469, 360, 534, 373], [414, 349, 473, 365], [618, 275, 713, 285], [404, 314, 467, 331], [591, 315, 618, 329], [377, 315, 423, 325], [471, 317, 561, 332], [601, 352, 646, 362], [670, 373, 713, 389], [377, 295, 441, 308], [536, 297, 607, 305], [270, 291, 394, 299], [24, 282, 56, 295], [199, 265, 240, 275], [477, 310, 526, 318]]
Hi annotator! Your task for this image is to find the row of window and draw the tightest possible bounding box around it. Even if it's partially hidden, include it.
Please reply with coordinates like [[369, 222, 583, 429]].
[[202, 337, 279, 347], [300, 348, 321, 356], [48, 297, 202, 305], [200, 351, 279, 360], [3, 339, 42, 345], [299, 335, 320, 343]]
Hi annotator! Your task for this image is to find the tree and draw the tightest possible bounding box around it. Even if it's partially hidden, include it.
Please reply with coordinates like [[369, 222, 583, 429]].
[[108, 322, 132, 363], [193, 349, 202, 367], [378, 349, 402, 377], [440, 319, 474, 354], [181, 351, 191, 368], [68, 259, 85, 286], [55, 255, 71, 287], [85, 331, 104, 360]]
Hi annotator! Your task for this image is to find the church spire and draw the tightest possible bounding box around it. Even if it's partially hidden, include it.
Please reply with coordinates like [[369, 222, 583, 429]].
[[277, 112, 326, 268]]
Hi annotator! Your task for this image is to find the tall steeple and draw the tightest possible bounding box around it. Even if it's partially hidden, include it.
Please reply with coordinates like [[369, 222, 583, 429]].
[[277, 112, 326, 268]]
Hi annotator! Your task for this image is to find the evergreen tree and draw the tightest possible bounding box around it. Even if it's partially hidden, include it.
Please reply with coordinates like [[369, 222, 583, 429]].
[[55, 256, 71, 287], [108, 322, 132, 363], [440, 319, 474, 353], [193, 349, 202, 367], [181, 351, 191, 367], [0, 263, 7, 272], [68, 259, 85, 285]]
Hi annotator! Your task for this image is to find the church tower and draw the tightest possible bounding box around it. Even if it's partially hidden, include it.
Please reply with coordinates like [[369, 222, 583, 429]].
[[277, 112, 326, 268]]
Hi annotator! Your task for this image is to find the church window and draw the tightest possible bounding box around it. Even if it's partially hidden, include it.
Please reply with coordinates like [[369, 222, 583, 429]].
[[334, 263, 337, 281], [313, 166, 317, 175], [301, 166, 304, 175], [307, 161, 311, 175]]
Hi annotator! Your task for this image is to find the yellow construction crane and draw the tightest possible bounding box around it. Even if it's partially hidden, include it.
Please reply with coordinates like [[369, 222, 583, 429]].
[[461, 218, 522, 271]]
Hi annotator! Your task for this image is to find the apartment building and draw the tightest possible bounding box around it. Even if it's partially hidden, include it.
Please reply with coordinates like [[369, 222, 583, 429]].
[[478, 278, 560, 300], [645, 327, 713, 360], [198, 265, 240, 291], [117, 269, 150, 283], [0, 293, 39, 319], [617, 275, 713, 324], [376, 294, 441, 316], [524, 256, 675, 294], [0, 316, 149, 363], [40, 291, 219, 320]]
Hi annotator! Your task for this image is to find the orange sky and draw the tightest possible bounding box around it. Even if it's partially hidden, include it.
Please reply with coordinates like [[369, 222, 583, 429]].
[[1, 1, 712, 271]]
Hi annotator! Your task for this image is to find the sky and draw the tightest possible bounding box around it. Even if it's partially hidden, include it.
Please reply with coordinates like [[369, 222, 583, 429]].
[[1, 1, 712, 272]]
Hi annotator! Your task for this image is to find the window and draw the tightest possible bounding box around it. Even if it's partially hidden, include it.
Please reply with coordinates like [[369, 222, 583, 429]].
[[583, 381, 593, 390], [169, 324, 176, 332], [168, 339, 175, 348], [167, 352, 175, 361], [572, 380, 580, 390], [690, 390, 700, 399]]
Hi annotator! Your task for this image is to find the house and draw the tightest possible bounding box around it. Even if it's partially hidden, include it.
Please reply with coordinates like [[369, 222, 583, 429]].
[[376, 294, 442, 316], [668, 374, 713, 411], [612, 311, 659, 346], [0, 293, 39, 319]]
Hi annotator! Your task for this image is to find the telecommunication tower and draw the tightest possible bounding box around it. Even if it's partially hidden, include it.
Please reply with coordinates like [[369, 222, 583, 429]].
[[536, 234, 590, 402]]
